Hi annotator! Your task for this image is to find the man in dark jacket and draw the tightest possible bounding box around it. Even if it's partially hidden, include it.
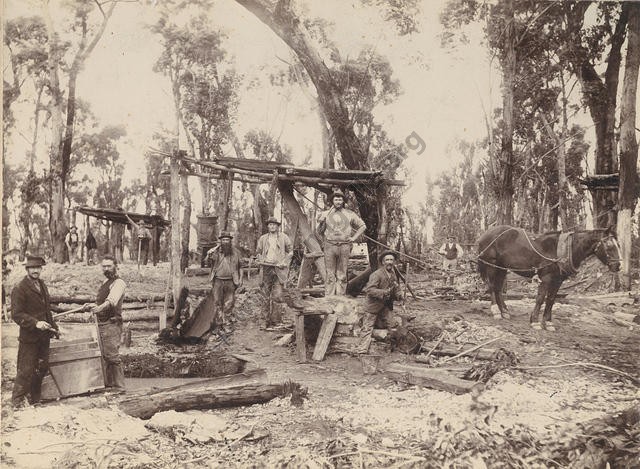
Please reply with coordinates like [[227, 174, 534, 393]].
[[11, 255, 59, 407], [207, 231, 242, 331], [357, 250, 403, 354]]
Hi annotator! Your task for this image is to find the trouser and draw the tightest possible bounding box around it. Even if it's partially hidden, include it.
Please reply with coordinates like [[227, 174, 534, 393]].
[[212, 278, 236, 326], [357, 302, 391, 354], [443, 258, 457, 285], [324, 242, 352, 295], [139, 238, 150, 265], [12, 339, 50, 405], [98, 321, 125, 389], [261, 266, 284, 326], [69, 245, 78, 264]]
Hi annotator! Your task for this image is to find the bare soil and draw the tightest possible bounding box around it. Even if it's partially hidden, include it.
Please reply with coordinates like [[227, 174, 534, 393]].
[[1, 262, 638, 468]]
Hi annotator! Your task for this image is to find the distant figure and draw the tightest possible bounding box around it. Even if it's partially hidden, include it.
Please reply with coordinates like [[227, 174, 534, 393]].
[[438, 235, 464, 286], [357, 251, 403, 354], [255, 216, 293, 327], [207, 232, 242, 332], [112, 210, 125, 263], [82, 254, 126, 392], [2, 259, 11, 320], [65, 226, 80, 264], [11, 255, 59, 407], [125, 214, 152, 266], [85, 229, 98, 265], [317, 189, 366, 296]]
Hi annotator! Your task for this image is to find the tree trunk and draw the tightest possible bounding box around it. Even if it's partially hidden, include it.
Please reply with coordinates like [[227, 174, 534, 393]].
[[169, 153, 183, 325], [236, 0, 381, 260], [497, 0, 516, 226], [568, 4, 629, 228], [180, 164, 191, 272], [617, 4, 640, 291]]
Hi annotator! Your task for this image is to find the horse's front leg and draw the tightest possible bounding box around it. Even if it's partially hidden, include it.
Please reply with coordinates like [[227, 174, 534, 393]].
[[490, 291, 502, 319], [529, 282, 547, 330], [542, 281, 562, 332]]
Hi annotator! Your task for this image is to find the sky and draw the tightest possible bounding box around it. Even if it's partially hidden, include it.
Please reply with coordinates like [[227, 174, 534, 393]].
[[3, 0, 499, 211]]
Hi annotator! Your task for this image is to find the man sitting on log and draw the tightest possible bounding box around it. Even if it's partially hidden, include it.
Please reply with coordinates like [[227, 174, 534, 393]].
[[357, 250, 404, 354], [255, 216, 293, 327], [317, 189, 366, 296], [207, 231, 242, 332]]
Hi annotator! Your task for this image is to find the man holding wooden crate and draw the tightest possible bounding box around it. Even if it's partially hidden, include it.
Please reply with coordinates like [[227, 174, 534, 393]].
[[83, 254, 126, 391]]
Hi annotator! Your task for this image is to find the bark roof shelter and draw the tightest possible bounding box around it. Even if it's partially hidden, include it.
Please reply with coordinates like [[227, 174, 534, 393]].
[[76, 206, 170, 228], [167, 152, 405, 190]]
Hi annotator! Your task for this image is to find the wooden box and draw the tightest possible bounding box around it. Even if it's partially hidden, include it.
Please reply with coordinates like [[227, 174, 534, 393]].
[[41, 337, 105, 400]]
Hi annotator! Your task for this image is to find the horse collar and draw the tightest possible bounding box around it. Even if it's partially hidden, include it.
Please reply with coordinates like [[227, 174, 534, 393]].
[[556, 232, 578, 276]]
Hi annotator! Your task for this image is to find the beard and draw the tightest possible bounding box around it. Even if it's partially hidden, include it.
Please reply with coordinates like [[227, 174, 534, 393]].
[[104, 270, 116, 279], [221, 244, 233, 256]]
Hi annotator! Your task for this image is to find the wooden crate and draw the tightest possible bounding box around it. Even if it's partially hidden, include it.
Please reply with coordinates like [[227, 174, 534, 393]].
[[40, 337, 105, 400]]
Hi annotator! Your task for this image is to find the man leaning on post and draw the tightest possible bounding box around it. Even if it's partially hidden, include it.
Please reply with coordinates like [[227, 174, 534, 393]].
[[83, 254, 126, 392], [317, 189, 366, 296], [11, 255, 59, 408]]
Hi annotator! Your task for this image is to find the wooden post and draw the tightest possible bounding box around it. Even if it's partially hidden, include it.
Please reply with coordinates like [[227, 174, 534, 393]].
[[278, 181, 326, 282], [295, 312, 307, 363], [164, 151, 182, 331]]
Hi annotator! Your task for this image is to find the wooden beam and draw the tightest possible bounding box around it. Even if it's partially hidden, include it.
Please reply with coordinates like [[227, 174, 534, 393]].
[[167, 152, 182, 332], [312, 313, 338, 361], [384, 363, 480, 394]]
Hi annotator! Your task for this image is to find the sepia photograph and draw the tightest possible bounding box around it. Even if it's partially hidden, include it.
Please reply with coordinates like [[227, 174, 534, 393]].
[[1, 0, 639, 467]]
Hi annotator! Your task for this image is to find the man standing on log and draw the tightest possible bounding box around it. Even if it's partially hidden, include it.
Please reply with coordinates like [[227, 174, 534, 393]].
[[317, 189, 366, 296], [255, 216, 293, 327], [438, 235, 464, 286], [207, 231, 242, 332], [83, 254, 126, 392], [11, 255, 59, 407], [357, 251, 403, 354]]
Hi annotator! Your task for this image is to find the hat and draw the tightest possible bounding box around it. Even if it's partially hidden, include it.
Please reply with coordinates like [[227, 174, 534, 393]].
[[378, 250, 398, 262], [266, 217, 281, 225], [70, 225, 77, 230], [25, 255, 46, 268], [219, 231, 233, 239], [331, 189, 346, 201]]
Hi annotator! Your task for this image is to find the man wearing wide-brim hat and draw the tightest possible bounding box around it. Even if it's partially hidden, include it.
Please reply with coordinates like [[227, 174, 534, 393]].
[[316, 189, 366, 295], [357, 250, 403, 354], [11, 255, 59, 407], [207, 231, 243, 331], [255, 216, 293, 327]]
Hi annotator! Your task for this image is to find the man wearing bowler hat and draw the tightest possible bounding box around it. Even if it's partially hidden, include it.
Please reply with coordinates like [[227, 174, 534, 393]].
[[11, 255, 59, 407], [207, 231, 242, 331], [317, 189, 366, 295], [255, 216, 293, 326], [357, 250, 403, 354]]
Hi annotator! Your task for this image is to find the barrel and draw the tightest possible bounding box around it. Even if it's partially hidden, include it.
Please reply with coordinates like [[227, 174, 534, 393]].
[[196, 215, 219, 248]]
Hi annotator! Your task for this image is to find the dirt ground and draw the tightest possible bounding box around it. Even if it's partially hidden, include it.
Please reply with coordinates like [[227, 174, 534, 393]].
[[1, 262, 639, 468]]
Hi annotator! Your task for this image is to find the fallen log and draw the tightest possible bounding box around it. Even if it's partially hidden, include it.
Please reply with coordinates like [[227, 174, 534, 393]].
[[51, 294, 169, 304], [56, 310, 176, 323], [415, 341, 497, 362], [384, 363, 481, 394], [117, 369, 305, 419]]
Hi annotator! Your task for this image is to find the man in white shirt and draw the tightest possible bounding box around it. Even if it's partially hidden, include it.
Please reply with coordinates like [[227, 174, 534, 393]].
[[438, 235, 464, 286], [255, 217, 293, 326]]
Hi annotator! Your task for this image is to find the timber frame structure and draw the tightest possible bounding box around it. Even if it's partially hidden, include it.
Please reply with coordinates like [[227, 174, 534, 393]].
[[151, 149, 405, 289]]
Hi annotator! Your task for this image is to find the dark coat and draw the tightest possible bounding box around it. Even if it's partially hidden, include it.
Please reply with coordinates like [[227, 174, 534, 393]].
[[208, 248, 242, 287], [11, 276, 57, 343], [363, 267, 402, 314]]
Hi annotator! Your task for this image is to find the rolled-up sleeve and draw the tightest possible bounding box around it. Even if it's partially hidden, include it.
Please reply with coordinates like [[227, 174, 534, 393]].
[[106, 279, 126, 306]]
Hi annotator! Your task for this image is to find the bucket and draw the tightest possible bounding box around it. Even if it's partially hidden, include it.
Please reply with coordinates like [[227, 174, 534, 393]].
[[360, 354, 382, 375], [196, 215, 219, 247]]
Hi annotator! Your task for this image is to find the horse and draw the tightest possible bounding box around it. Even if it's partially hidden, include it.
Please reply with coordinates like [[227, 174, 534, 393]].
[[477, 225, 621, 331]]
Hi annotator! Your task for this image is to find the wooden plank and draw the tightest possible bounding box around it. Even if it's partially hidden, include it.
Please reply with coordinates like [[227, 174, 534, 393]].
[[49, 348, 102, 363], [295, 313, 307, 363], [415, 342, 497, 362], [384, 363, 480, 394], [297, 256, 316, 288], [312, 313, 338, 362]]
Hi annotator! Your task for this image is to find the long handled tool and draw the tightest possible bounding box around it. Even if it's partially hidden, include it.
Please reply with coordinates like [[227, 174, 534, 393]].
[[53, 305, 87, 319]]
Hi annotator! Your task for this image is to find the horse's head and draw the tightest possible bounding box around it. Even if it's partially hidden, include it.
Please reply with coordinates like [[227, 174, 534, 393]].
[[593, 226, 621, 272]]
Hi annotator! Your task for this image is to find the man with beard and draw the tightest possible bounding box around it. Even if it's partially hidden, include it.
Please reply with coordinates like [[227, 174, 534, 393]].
[[11, 255, 59, 407], [317, 190, 366, 296], [207, 231, 242, 332], [83, 254, 126, 391], [255, 216, 293, 327], [357, 251, 403, 354]]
